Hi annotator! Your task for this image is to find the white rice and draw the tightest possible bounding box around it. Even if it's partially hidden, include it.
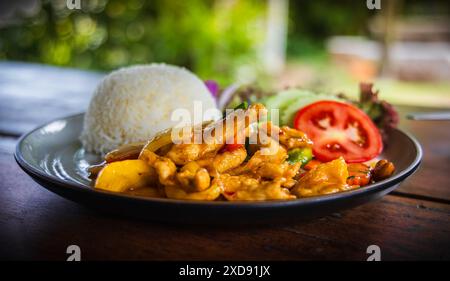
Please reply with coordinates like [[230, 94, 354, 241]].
[[80, 63, 218, 154]]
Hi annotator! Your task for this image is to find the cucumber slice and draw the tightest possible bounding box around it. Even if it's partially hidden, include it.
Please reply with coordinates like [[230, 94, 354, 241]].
[[264, 89, 314, 111], [263, 89, 316, 122], [281, 94, 344, 126]]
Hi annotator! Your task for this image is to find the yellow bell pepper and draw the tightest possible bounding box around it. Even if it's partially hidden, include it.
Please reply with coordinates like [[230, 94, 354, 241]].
[[95, 159, 156, 192]]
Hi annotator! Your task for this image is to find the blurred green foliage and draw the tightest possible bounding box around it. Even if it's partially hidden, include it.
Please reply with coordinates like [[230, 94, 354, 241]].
[[0, 0, 266, 85], [1, 0, 447, 86], [0, 0, 380, 85], [287, 0, 374, 57]]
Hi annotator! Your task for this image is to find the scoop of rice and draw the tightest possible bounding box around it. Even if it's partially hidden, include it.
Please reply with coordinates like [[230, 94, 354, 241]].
[[80, 63, 218, 154]]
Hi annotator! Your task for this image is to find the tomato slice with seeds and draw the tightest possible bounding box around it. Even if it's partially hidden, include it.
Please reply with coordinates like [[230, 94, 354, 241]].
[[293, 101, 382, 163]]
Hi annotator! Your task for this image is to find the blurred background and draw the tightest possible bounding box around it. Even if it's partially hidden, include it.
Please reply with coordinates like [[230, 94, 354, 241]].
[[0, 0, 449, 107]]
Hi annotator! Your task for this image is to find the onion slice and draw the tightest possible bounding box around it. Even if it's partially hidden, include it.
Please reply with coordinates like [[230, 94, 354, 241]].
[[218, 83, 240, 110], [104, 142, 146, 163], [138, 128, 174, 158], [87, 161, 106, 178]]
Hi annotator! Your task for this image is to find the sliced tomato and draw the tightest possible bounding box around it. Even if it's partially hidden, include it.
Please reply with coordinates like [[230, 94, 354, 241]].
[[293, 101, 383, 163]]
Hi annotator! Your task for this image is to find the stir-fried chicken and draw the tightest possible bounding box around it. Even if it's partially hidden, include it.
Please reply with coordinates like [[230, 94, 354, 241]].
[[92, 103, 395, 201]]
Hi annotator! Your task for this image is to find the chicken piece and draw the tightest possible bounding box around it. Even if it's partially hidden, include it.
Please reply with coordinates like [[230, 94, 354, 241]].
[[292, 157, 353, 197], [227, 166, 300, 190], [176, 161, 211, 192], [164, 121, 222, 165], [281, 162, 302, 188], [166, 143, 219, 165], [194, 168, 211, 191], [253, 162, 300, 188], [95, 159, 156, 192], [218, 174, 295, 201], [247, 103, 267, 116], [233, 138, 287, 175], [254, 162, 288, 179], [249, 138, 287, 165], [278, 126, 313, 149], [227, 138, 288, 179], [140, 149, 177, 186], [257, 122, 312, 150], [212, 147, 247, 173], [166, 103, 266, 165], [164, 183, 222, 201]]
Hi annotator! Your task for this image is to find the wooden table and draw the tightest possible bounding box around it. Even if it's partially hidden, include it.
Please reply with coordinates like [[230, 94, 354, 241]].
[[0, 62, 449, 261]]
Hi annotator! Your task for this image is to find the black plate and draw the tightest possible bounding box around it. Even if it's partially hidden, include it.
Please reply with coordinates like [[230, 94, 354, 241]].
[[15, 113, 422, 224]]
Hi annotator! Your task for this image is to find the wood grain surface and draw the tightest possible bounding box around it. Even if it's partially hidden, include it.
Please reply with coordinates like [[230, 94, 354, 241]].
[[0, 62, 449, 260]]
